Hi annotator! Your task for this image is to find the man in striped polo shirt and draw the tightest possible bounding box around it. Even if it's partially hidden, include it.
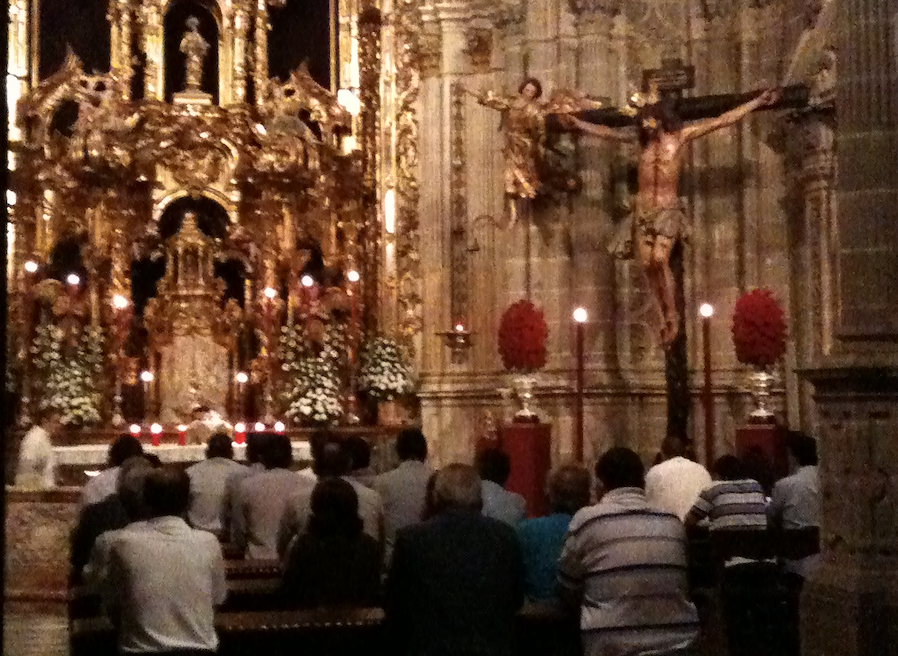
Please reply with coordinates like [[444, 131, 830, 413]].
[[684, 455, 773, 656], [558, 447, 699, 656]]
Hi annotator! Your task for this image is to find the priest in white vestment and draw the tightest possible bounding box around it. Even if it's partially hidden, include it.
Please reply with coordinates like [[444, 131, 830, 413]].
[[16, 413, 62, 488]]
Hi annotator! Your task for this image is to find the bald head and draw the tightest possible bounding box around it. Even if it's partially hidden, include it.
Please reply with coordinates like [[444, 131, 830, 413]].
[[431, 464, 482, 514]]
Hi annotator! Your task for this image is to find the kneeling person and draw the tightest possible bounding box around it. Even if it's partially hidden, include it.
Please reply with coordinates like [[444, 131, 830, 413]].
[[102, 466, 226, 655]]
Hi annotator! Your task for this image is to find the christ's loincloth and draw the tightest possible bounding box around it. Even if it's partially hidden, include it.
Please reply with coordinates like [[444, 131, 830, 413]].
[[609, 204, 690, 259]]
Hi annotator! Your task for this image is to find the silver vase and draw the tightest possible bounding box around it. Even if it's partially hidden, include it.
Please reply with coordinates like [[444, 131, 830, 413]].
[[512, 374, 539, 422], [749, 369, 776, 420]]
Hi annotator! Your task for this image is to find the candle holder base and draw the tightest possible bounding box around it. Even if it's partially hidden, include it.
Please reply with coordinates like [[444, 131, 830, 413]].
[[437, 328, 474, 364]]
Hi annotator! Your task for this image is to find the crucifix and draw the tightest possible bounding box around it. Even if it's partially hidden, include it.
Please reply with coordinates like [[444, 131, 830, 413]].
[[560, 58, 808, 440]]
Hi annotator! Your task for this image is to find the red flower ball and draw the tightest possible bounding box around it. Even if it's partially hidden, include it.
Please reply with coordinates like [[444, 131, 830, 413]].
[[732, 289, 787, 367], [497, 300, 549, 372]]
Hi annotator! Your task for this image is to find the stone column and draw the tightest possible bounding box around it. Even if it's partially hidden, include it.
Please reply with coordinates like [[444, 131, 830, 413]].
[[800, 2, 898, 654]]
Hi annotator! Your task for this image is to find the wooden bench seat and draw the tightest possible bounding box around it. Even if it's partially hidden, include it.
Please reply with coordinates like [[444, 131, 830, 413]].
[[71, 605, 577, 656]]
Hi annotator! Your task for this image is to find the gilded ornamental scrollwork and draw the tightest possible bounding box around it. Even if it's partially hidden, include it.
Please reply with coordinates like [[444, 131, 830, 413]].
[[393, 0, 425, 354], [8, 0, 372, 426]]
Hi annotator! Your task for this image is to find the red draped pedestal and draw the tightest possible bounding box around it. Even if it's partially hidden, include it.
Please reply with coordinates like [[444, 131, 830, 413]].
[[498, 423, 552, 518], [735, 422, 788, 480]]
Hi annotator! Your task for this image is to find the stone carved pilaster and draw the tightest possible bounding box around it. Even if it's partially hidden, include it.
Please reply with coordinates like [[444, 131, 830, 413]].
[[801, 372, 898, 655], [418, 28, 443, 79], [449, 82, 469, 343], [800, 0, 898, 652]]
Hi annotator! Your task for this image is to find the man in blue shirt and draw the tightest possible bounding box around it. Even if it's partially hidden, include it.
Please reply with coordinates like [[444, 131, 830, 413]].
[[517, 464, 591, 602]]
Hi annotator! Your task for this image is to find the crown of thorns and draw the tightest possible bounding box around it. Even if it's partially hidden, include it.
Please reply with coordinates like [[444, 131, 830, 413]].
[[619, 81, 660, 117]]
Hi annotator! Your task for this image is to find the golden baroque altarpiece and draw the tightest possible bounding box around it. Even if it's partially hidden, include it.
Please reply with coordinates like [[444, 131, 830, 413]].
[[6, 0, 410, 428]]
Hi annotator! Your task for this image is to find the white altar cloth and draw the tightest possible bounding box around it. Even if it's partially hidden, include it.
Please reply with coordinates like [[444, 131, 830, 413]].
[[53, 441, 311, 468]]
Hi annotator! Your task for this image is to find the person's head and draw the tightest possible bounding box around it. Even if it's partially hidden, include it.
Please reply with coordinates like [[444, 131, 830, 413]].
[[344, 435, 371, 473], [309, 430, 335, 472], [741, 447, 774, 495], [316, 439, 352, 478], [143, 466, 190, 518], [786, 431, 818, 469], [518, 77, 543, 101], [396, 428, 428, 462], [430, 464, 482, 514], [660, 434, 688, 460], [245, 432, 269, 466], [117, 456, 157, 521], [262, 434, 293, 470], [636, 101, 681, 146], [206, 433, 234, 460], [711, 454, 745, 481], [108, 434, 145, 468], [308, 477, 363, 538], [476, 448, 511, 486], [191, 404, 210, 422], [547, 464, 591, 515], [594, 447, 645, 498]]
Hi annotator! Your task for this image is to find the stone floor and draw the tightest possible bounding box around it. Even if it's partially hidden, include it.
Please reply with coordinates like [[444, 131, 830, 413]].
[[4, 605, 69, 656]]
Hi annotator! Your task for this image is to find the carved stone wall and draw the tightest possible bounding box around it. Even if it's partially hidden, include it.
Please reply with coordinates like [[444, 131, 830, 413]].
[[798, 0, 898, 652], [416, 0, 815, 466]]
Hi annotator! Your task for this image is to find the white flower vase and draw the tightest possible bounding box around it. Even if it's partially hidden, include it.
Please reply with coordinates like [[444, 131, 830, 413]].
[[749, 369, 776, 421], [512, 374, 539, 423]]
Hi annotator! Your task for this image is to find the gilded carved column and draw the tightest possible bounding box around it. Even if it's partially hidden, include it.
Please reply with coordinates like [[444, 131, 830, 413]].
[[141, 2, 164, 100], [253, 0, 269, 104], [110, 0, 134, 99], [233, 5, 249, 103], [358, 5, 382, 334], [393, 0, 425, 358], [800, 1, 898, 653]]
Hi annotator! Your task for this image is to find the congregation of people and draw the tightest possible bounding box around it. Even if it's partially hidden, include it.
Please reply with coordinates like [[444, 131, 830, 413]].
[[62, 425, 820, 656]]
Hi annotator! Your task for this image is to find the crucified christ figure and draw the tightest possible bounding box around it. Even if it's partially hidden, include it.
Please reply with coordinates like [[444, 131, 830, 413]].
[[563, 88, 779, 346]]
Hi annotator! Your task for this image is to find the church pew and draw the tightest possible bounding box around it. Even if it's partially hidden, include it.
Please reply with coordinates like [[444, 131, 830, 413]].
[[71, 608, 387, 656], [69, 559, 285, 619], [71, 606, 583, 656]]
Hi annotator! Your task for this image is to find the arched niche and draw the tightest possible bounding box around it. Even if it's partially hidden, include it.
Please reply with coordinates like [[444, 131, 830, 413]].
[[145, 195, 244, 420], [163, 0, 220, 103], [133, 195, 237, 316], [47, 233, 88, 283]]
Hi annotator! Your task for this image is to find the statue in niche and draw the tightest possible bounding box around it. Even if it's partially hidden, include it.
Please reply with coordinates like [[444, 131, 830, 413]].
[[563, 85, 780, 346], [461, 78, 603, 224], [180, 17, 209, 92]]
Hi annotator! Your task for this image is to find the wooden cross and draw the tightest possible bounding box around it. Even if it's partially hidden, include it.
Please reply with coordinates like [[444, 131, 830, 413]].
[[577, 58, 809, 128], [567, 58, 809, 446]]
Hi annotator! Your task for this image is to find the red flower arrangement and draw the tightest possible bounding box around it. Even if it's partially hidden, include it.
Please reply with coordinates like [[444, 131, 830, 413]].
[[497, 300, 548, 371], [732, 289, 787, 367]]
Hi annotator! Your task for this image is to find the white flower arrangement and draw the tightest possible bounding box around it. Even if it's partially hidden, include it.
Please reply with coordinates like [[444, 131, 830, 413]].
[[279, 321, 346, 425], [358, 336, 415, 401], [32, 324, 105, 426]]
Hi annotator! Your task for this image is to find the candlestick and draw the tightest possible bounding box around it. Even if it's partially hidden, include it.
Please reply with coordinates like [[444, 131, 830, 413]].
[[573, 308, 587, 463], [151, 423, 163, 447], [700, 303, 715, 467]]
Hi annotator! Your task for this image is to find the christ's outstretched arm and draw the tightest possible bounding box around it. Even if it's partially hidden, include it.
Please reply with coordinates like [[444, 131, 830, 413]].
[[680, 88, 779, 141], [563, 116, 633, 143]]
